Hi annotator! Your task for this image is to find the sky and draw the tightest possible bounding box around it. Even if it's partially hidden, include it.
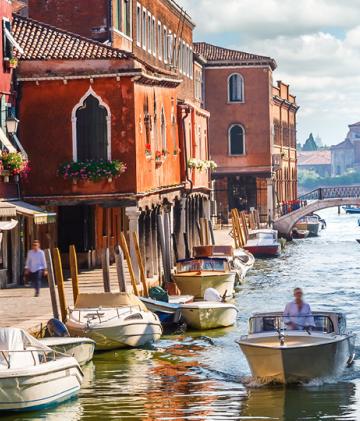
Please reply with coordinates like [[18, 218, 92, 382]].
[[177, 0, 360, 146]]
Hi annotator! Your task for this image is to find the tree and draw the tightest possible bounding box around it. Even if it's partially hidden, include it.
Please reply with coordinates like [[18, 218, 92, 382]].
[[302, 133, 318, 151]]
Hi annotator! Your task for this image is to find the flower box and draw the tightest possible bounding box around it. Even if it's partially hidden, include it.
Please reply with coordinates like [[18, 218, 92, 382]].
[[1, 152, 30, 179], [187, 158, 218, 172], [58, 159, 126, 182]]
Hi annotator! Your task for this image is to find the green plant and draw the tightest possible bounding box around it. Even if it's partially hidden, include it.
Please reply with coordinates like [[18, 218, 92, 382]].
[[1, 152, 30, 176]]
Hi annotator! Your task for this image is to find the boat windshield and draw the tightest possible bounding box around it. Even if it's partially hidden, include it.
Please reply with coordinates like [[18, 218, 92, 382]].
[[249, 315, 335, 334], [249, 232, 274, 240], [177, 258, 227, 273]]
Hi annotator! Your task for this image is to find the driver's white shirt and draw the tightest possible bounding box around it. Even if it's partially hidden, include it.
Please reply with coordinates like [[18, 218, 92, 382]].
[[283, 301, 315, 329]]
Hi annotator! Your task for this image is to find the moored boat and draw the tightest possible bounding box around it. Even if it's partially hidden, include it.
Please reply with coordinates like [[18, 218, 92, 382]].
[[243, 230, 281, 257], [237, 311, 355, 384], [0, 328, 83, 412], [292, 227, 310, 239], [39, 337, 95, 366], [180, 300, 238, 330], [173, 257, 236, 300], [66, 293, 162, 351], [343, 206, 360, 214], [294, 216, 321, 237]]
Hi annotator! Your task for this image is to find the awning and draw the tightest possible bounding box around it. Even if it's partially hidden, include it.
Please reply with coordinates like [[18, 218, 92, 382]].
[[4, 27, 24, 55], [0, 219, 18, 231], [0, 202, 17, 217], [0, 127, 17, 153], [13, 201, 56, 225]]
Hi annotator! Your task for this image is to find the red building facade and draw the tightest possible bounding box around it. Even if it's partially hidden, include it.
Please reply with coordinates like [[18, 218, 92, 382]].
[[14, 1, 211, 278], [194, 42, 298, 222]]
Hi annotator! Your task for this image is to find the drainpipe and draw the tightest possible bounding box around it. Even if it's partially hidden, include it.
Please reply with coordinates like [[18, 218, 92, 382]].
[[108, 0, 113, 44]]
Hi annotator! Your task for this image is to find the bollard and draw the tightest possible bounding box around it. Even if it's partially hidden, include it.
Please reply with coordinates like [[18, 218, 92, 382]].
[[52, 248, 67, 323], [44, 249, 59, 320], [69, 245, 79, 303]]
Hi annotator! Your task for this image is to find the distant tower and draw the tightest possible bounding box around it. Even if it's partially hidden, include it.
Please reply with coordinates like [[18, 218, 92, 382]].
[[303, 133, 318, 151]]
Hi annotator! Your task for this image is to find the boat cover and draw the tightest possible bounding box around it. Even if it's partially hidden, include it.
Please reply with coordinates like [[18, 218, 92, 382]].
[[74, 292, 148, 312], [0, 328, 51, 370]]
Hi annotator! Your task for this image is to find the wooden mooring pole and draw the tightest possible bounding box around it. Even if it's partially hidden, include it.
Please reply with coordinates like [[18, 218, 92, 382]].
[[44, 249, 59, 320], [114, 245, 127, 293], [101, 247, 111, 293], [133, 232, 149, 297], [120, 232, 139, 296], [52, 248, 67, 323], [69, 245, 79, 303]]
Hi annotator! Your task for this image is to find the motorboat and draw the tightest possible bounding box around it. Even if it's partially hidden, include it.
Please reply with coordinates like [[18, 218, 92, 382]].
[[66, 293, 162, 351], [343, 206, 360, 214], [193, 245, 255, 282], [173, 257, 236, 300], [39, 337, 95, 366], [243, 230, 281, 257], [236, 311, 355, 384], [313, 213, 327, 229], [294, 216, 321, 237], [180, 289, 238, 330], [140, 294, 193, 326], [0, 328, 83, 412], [292, 227, 309, 239]]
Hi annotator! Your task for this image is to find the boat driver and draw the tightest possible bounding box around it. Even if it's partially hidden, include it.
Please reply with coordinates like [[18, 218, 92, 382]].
[[283, 288, 315, 330]]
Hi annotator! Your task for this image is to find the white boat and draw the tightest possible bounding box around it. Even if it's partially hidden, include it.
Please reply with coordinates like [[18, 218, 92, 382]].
[[233, 248, 255, 280], [180, 299, 238, 330], [237, 311, 356, 384], [140, 295, 193, 325], [173, 257, 236, 300], [0, 328, 83, 412], [39, 337, 95, 366], [66, 292, 162, 351], [244, 230, 281, 257]]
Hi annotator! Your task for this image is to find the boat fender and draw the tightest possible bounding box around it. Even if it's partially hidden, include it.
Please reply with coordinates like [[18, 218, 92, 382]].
[[204, 288, 222, 302], [46, 318, 70, 337]]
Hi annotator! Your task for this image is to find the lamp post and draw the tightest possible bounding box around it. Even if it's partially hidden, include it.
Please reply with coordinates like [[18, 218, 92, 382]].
[[5, 116, 19, 135]]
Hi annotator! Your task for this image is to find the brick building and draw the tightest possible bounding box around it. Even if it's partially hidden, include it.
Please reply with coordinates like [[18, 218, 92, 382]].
[[194, 42, 298, 222], [331, 122, 360, 176], [13, 0, 210, 281]]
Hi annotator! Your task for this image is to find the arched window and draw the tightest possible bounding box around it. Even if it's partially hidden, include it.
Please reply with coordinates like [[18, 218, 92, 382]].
[[228, 73, 244, 102], [72, 89, 110, 161], [161, 107, 166, 150], [229, 124, 245, 155]]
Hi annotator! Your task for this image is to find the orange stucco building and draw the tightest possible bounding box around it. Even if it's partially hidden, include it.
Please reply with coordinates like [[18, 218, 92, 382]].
[[194, 42, 298, 222], [13, 1, 210, 278]]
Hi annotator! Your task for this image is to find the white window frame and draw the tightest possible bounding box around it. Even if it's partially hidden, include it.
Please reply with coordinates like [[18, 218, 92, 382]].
[[147, 11, 152, 54], [168, 30, 173, 65], [190, 47, 193, 80], [173, 34, 177, 67], [152, 16, 156, 57], [142, 7, 147, 50], [157, 21, 162, 60], [228, 124, 246, 156], [161, 106, 167, 150], [228, 73, 245, 103], [179, 39, 183, 74], [71, 87, 112, 162], [136, 3, 141, 47], [163, 25, 168, 63]]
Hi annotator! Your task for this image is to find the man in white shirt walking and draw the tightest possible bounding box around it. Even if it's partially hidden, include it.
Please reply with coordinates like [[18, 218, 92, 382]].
[[25, 240, 47, 297]]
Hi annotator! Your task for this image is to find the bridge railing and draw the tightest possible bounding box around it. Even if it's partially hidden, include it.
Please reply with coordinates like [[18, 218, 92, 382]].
[[298, 185, 360, 202]]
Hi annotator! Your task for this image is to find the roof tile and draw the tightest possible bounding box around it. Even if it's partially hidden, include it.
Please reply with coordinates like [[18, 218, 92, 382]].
[[12, 14, 127, 60], [193, 42, 277, 70]]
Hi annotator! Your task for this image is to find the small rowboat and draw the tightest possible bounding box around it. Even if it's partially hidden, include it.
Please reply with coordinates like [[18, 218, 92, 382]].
[[39, 337, 95, 366], [292, 228, 309, 239]]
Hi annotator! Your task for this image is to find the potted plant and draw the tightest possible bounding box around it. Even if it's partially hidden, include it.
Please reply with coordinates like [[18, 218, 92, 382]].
[[9, 57, 18, 69], [145, 143, 152, 159], [1, 152, 30, 181]]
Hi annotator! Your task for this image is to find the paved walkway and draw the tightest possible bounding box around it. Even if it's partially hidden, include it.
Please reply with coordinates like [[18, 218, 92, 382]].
[[0, 229, 235, 333]]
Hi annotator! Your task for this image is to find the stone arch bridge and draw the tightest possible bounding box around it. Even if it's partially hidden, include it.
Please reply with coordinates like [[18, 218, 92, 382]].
[[273, 186, 360, 236]]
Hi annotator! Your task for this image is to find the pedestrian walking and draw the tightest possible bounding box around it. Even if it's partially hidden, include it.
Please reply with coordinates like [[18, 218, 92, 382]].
[[25, 240, 47, 297]]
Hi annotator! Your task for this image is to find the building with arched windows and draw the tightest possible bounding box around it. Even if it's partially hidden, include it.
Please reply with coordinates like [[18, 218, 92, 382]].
[[194, 42, 298, 222], [12, 2, 211, 279]]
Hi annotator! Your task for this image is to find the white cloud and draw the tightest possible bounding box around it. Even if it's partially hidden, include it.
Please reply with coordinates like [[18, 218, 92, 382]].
[[177, 0, 360, 145]]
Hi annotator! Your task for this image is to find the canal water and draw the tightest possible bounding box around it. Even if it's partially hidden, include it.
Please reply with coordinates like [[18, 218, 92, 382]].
[[5, 208, 360, 420]]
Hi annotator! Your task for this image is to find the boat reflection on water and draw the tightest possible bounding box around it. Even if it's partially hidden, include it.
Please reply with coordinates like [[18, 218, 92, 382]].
[[241, 382, 358, 421]]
